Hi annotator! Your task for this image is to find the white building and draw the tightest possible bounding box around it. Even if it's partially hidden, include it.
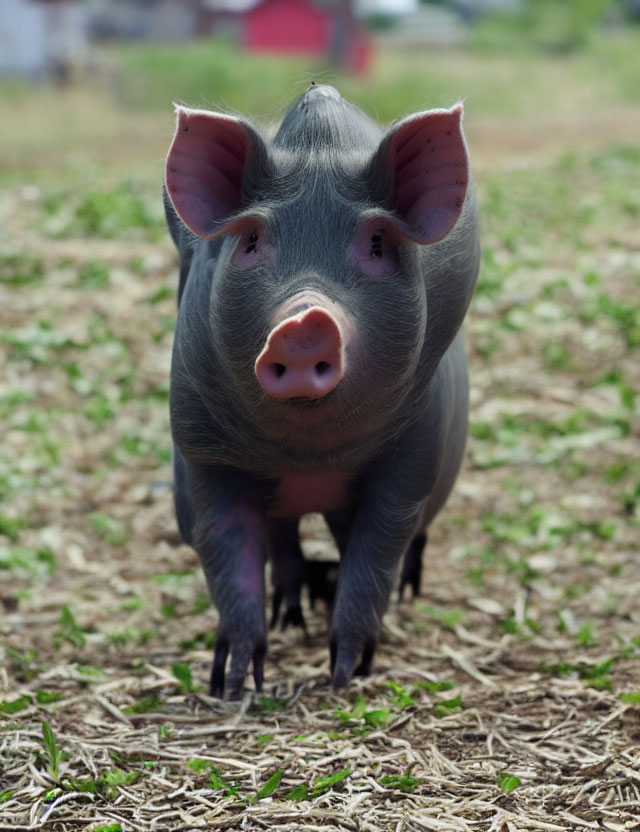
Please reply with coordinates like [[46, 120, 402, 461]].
[[0, 0, 88, 77]]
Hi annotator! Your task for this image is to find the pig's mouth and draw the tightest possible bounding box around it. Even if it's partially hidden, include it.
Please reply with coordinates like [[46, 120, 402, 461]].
[[285, 389, 337, 407]]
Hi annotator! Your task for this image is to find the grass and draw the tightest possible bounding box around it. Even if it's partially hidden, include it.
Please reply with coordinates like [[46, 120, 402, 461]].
[[0, 27, 639, 832]]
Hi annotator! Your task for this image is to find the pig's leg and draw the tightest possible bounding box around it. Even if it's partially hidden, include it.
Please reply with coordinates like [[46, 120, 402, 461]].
[[180, 462, 267, 699], [173, 444, 194, 545], [329, 501, 420, 689], [269, 520, 306, 631], [305, 560, 339, 614], [307, 509, 354, 614], [398, 531, 427, 600]]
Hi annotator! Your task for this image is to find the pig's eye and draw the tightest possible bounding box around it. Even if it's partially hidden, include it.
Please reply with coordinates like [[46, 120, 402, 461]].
[[245, 232, 259, 254], [231, 225, 274, 269], [349, 220, 398, 277], [370, 231, 384, 258]]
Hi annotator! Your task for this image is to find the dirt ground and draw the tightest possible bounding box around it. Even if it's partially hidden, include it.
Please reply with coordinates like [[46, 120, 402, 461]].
[[0, 82, 639, 831]]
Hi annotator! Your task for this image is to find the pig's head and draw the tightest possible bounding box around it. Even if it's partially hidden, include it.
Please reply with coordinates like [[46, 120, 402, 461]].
[[165, 86, 472, 462]]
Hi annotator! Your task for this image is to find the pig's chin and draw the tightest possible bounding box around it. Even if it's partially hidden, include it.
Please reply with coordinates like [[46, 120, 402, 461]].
[[253, 382, 388, 457]]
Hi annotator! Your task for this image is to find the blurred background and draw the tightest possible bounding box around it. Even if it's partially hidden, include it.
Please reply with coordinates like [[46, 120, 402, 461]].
[[1, 0, 639, 188]]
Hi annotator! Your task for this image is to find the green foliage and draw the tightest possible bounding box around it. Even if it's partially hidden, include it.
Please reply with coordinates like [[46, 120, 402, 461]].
[[434, 695, 464, 718], [472, 0, 612, 53], [378, 772, 420, 793], [53, 605, 85, 649], [255, 695, 288, 712], [311, 767, 351, 797], [208, 769, 239, 796], [415, 602, 465, 631], [186, 758, 210, 773], [0, 544, 56, 579], [89, 513, 128, 546], [286, 783, 310, 801], [619, 692, 640, 706], [76, 260, 110, 289], [0, 695, 31, 715], [43, 183, 164, 240], [540, 657, 615, 690], [98, 768, 141, 800], [171, 661, 199, 693], [497, 771, 521, 793], [385, 681, 416, 709], [41, 720, 63, 779], [257, 769, 283, 799], [0, 252, 44, 286], [36, 690, 63, 705], [413, 679, 456, 694]]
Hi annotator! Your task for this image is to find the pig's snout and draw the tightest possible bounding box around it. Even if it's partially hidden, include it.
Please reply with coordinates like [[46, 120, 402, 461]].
[[255, 306, 345, 400]]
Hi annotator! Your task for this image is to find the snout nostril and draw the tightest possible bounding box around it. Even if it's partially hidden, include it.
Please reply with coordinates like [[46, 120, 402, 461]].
[[273, 363, 286, 378], [315, 361, 331, 376]]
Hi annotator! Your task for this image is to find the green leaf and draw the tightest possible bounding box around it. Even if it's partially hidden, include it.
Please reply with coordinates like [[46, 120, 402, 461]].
[[0, 695, 31, 714], [619, 692, 640, 705], [434, 695, 464, 718], [385, 681, 415, 709], [312, 767, 351, 797], [256, 769, 283, 799], [41, 720, 61, 779], [98, 768, 140, 801], [364, 709, 392, 728], [497, 771, 521, 793], [36, 690, 63, 705], [54, 605, 85, 648], [0, 790, 15, 803], [413, 679, 455, 694], [209, 769, 233, 792], [350, 694, 367, 719], [286, 783, 310, 801], [256, 695, 287, 712], [124, 694, 161, 714], [171, 661, 197, 693], [186, 758, 209, 773], [378, 773, 420, 793]]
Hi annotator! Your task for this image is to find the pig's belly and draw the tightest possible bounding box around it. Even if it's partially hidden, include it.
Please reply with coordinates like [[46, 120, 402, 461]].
[[269, 470, 351, 519]]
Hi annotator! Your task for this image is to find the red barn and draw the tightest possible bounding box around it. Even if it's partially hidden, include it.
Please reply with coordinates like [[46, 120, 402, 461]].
[[205, 0, 372, 74], [245, 0, 330, 53]]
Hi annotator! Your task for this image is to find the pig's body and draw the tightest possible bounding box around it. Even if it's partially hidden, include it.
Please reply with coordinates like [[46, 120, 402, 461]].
[[164, 84, 480, 697]]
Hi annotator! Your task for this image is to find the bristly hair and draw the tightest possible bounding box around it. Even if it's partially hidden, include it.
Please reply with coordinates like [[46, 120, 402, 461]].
[[273, 84, 380, 154]]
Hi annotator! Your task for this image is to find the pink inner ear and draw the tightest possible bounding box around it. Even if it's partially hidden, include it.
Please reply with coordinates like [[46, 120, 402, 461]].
[[165, 108, 250, 238], [389, 106, 468, 244]]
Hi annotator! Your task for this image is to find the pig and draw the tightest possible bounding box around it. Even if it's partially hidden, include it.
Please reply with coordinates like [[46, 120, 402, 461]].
[[164, 83, 480, 699]]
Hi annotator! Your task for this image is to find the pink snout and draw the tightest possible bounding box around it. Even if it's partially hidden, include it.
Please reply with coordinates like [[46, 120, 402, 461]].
[[255, 306, 345, 400]]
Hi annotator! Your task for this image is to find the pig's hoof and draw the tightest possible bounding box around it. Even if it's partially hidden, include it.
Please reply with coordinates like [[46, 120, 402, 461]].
[[398, 533, 426, 600], [209, 635, 267, 700], [398, 572, 421, 601], [329, 637, 376, 691], [281, 604, 306, 631]]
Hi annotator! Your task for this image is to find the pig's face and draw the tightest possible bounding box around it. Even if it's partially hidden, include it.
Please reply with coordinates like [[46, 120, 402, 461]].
[[198, 168, 428, 455], [165, 92, 469, 458]]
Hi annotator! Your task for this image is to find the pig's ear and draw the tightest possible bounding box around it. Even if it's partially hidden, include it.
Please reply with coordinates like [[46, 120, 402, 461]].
[[371, 103, 469, 245], [165, 106, 265, 238]]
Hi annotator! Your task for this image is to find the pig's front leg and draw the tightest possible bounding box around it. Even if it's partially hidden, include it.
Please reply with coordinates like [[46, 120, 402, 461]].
[[329, 456, 432, 690], [184, 464, 268, 699]]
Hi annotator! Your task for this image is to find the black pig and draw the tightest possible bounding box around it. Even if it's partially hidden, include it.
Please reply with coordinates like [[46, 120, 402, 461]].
[[164, 84, 480, 698]]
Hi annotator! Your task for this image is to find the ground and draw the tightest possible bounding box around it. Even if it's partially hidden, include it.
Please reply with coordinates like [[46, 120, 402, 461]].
[[0, 34, 639, 832]]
